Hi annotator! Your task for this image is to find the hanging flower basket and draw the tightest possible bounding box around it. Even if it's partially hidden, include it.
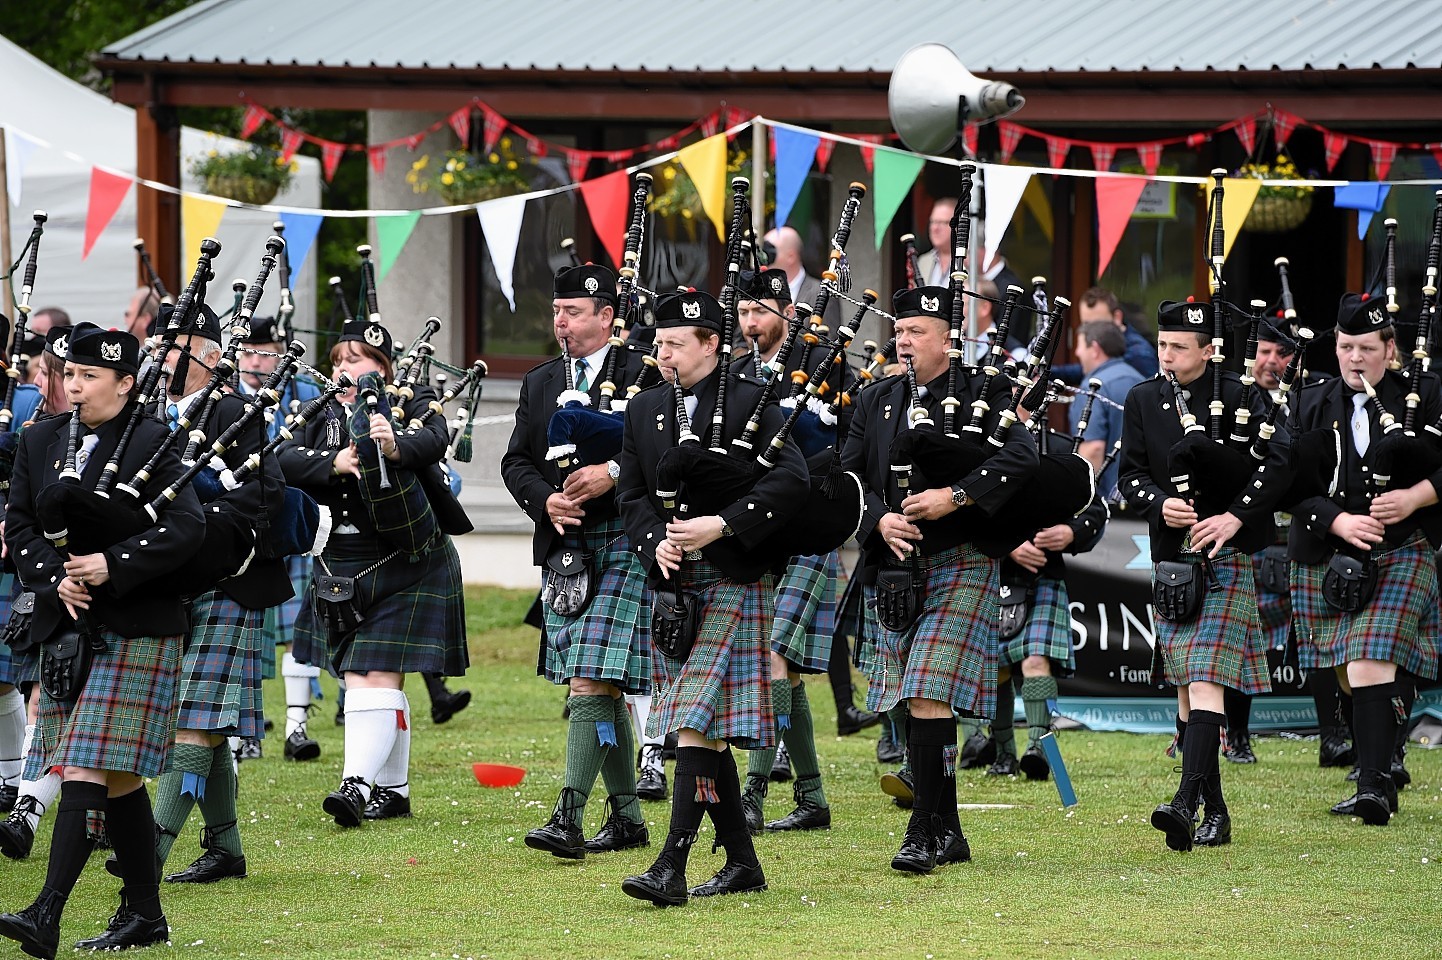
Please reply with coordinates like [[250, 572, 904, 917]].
[[1246, 191, 1314, 234], [204, 175, 281, 205], [190, 146, 294, 206], [410, 145, 530, 206], [439, 180, 524, 205]]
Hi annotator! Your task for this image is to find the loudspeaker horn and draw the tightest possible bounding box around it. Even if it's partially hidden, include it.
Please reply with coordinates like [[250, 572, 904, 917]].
[[888, 43, 1025, 155]]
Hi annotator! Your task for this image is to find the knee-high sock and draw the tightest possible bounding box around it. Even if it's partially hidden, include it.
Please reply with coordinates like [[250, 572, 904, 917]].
[[746, 680, 791, 780], [14, 724, 61, 831], [782, 681, 827, 807], [341, 688, 407, 803], [42, 780, 107, 904], [153, 742, 216, 865], [282, 652, 320, 737], [827, 629, 855, 710], [625, 694, 663, 747], [196, 742, 243, 858], [562, 694, 616, 812], [707, 748, 758, 866], [1393, 672, 1415, 758], [1351, 681, 1399, 783], [373, 694, 412, 799], [992, 679, 1017, 759], [1178, 709, 1223, 813], [1309, 666, 1344, 730], [0, 688, 24, 787], [907, 715, 956, 836], [1223, 686, 1253, 740], [598, 696, 642, 824], [1020, 675, 1057, 746], [667, 746, 721, 871], [108, 784, 163, 920]]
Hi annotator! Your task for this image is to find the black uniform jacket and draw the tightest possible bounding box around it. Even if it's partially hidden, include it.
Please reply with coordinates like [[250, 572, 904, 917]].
[[1003, 493, 1110, 585], [730, 338, 858, 444], [502, 344, 647, 566], [840, 369, 1038, 582], [1119, 370, 1290, 561], [6, 406, 204, 641], [616, 369, 809, 581], [1286, 369, 1442, 563]]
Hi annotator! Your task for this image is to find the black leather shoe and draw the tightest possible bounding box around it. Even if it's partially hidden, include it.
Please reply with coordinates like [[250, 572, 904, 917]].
[[689, 860, 767, 898], [363, 787, 412, 821], [1391, 757, 1411, 790], [1193, 808, 1232, 847], [236, 738, 263, 762], [636, 745, 668, 801], [985, 754, 1019, 777], [323, 776, 368, 828], [1352, 789, 1393, 826], [936, 828, 972, 866], [165, 848, 247, 883], [1345, 765, 1360, 782], [1018, 743, 1051, 781], [836, 703, 881, 737], [1318, 728, 1354, 768], [1223, 732, 1257, 764], [1330, 786, 1399, 818], [958, 730, 996, 769], [0, 784, 16, 813], [880, 769, 914, 809], [0, 797, 38, 860], [875, 726, 904, 765], [524, 788, 586, 859], [0, 891, 63, 960], [73, 905, 169, 952], [431, 687, 472, 725], [622, 833, 692, 907], [890, 818, 938, 874], [284, 729, 320, 762], [741, 776, 767, 835], [765, 793, 831, 832], [584, 797, 649, 853], [1150, 799, 1196, 852], [769, 743, 792, 783]]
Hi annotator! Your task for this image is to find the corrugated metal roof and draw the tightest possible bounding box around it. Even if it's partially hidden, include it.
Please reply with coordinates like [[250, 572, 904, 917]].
[[102, 0, 1442, 73]]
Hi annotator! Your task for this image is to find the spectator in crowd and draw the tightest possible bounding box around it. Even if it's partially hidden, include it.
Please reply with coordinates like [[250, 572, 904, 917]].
[[25, 307, 69, 337], [762, 226, 840, 324], [123, 287, 160, 340], [1053, 286, 1159, 385], [1070, 320, 1144, 499]]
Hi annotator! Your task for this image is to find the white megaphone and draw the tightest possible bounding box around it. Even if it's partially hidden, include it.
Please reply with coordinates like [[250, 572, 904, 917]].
[[888, 43, 1026, 155]]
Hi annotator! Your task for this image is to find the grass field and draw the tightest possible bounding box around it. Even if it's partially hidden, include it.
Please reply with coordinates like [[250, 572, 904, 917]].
[[5, 587, 1437, 960]]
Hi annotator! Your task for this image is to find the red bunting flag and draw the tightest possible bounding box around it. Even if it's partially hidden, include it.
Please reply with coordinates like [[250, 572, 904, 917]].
[[1234, 116, 1257, 157], [481, 106, 506, 156], [279, 129, 304, 164], [961, 124, 978, 158], [998, 122, 1023, 164], [604, 149, 632, 164], [404, 132, 426, 152], [1090, 143, 1116, 172], [525, 136, 547, 158], [855, 133, 883, 174], [1094, 175, 1149, 278], [321, 141, 345, 182], [239, 104, 267, 141], [815, 137, 835, 173], [1370, 140, 1398, 180], [1186, 132, 1208, 148], [82, 168, 133, 259], [656, 135, 680, 152], [368, 145, 387, 176], [1431, 144, 1442, 172], [578, 169, 631, 268], [1272, 110, 1298, 149], [1137, 143, 1163, 176], [566, 150, 590, 183], [700, 111, 720, 138], [1046, 136, 1071, 171], [449, 107, 471, 146], [1324, 132, 1349, 172]]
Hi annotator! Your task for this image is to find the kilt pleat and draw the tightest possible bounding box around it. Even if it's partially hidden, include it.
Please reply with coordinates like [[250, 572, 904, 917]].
[[26, 628, 182, 779], [1294, 534, 1439, 679], [1000, 575, 1076, 675], [770, 551, 839, 674], [541, 518, 651, 694], [862, 543, 999, 718], [176, 591, 265, 738], [647, 558, 774, 750], [1153, 551, 1270, 694], [0, 573, 15, 685], [260, 554, 313, 679]]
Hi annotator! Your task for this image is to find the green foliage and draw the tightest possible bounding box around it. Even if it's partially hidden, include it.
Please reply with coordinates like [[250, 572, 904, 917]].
[[189, 144, 296, 188], [3, 1, 197, 90]]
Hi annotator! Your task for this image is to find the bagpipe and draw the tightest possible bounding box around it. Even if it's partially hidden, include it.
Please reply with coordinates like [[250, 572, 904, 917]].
[[0, 210, 48, 488], [134, 236, 174, 307]]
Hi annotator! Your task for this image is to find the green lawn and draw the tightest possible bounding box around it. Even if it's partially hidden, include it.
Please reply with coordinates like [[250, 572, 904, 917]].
[[8, 586, 1436, 959]]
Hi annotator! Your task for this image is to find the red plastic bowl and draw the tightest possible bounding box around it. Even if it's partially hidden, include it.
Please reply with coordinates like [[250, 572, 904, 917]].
[[472, 762, 526, 788]]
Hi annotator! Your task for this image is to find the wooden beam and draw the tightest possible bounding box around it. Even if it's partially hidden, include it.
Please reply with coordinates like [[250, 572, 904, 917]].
[[135, 96, 182, 294]]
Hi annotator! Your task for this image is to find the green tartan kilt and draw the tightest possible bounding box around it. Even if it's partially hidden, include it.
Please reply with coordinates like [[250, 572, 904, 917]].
[[1152, 550, 1270, 694], [175, 591, 265, 738], [770, 551, 839, 674], [541, 519, 651, 694], [26, 628, 182, 779], [862, 543, 999, 719], [647, 558, 774, 750], [1000, 575, 1077, 676]]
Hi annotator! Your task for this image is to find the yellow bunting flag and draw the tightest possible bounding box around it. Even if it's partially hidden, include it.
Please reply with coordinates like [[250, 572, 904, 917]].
[[181, 194, 229, 270], [1021, 174, 1054, 244], [1203, 177, 1262, 262], [676, 133, 728, 241]]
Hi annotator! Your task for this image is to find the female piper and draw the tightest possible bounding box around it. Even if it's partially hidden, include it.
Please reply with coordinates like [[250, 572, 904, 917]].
[[278, 317, 467, 827], [0, 325, 204, 958]]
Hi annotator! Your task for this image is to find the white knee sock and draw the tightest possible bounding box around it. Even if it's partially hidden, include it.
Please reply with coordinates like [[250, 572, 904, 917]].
[[341, 688, 407, 802], [282, 652, 320, 737], [374, 696, 412, 798], [0, 689, 23, 785], [625, 694, 664, 747], [15, 724, 60, 830]]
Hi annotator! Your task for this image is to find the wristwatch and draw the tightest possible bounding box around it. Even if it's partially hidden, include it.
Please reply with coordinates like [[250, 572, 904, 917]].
[[606, 460, 620, 482], [720, 521, 735, 538], [950, 484, 969, 508]]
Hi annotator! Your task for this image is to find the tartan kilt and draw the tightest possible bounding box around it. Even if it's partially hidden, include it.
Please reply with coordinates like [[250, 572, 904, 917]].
[[770, 551, 839, 674], [1255, 583, 1291, 652], [307, 535, 468, 676], [25, 628, 182, 779], [1295, 534, 1439, 679], [175, 591, 265, 738], [862, 543, 999, 719], [647, 558, 774, 750], [260, 554, 313, 679], [1290, 559, 1335, 668], [1152, 551, 1270, 694], [999, 576, 1076, 676], [541, 518, 651, 695], [0, 573, 14, 685]]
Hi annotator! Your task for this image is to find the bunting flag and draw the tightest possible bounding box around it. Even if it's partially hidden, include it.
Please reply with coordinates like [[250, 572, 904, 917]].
[[981, 165, 1031, 255], [855, 133, 883, 173], [871, 148, 926, 248], [700, 112, 720, 138], [375, 210, 422, 282], [1235, 116, 1257, 157], [1334, 183, 1393, 239], [1272, 110, 1298, 148], [368, 145, 387, 176], [239, 104, 267, 141], [1137, 143, 1163, 176], [276, 211, 324, 277], [676, 132, 729, 240], [772, 127, 820, 229], [525, 136, 548, 158], [1090, 143, 1116, 173], [321, 142, 345, 182], [1094, 176, 1150, 277], [999, 122, 1024, 164], [1324, 132, 1349, 172], [1186, 132, 1208, 148], [449, 107, 471, 145], [1204, 177, 1263, 261], [1046, 137, 1071, 171], [566, 150, 590, 184], [961, 124, 978, 158], [1020, 174, 1054, 243], [181, 193, 229, 269], [814, 138, 835, 173], [279, 130, 304, 164], [4, 127, 40, 208], [579, 169, 631, 267], [476, 193, 529, 311], [82, 167, 133, 259], [1369, 141, 1398, 180], [1432, 143, 1442, 174], [404, 132, 427, 152], [481, 106, 506, 155]]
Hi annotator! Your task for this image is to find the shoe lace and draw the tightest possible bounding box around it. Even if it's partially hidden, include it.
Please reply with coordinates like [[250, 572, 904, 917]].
[[200, 820, 238, 850], [338, 776, 368, 805], [7, 794, 41, 822]]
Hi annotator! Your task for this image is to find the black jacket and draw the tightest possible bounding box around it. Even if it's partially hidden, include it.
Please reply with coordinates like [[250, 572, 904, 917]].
[[730, 336, 857, 445]]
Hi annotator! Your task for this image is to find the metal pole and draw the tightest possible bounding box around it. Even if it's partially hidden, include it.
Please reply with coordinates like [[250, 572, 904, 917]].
[[751, 119, 766, 246], [0, 133, 13, 320]]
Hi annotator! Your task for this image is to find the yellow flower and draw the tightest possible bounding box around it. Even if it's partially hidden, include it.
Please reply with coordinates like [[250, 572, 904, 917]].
[[289, 160, 299, 173], [507, 160, 518, 170], [681, 208, 692, 219], [664, 166, 676, 181], [501, 137, 512, 150], [445, 158, 457, 172], [489, 152, 500, 164], [207, 149, 218, 158], [414, 155, 429, 171], [456, 158, 466, 170], [440, 172, 455, 186]]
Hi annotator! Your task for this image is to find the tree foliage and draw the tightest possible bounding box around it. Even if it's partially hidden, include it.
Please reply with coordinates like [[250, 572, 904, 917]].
[[4, 1, 198, 90]]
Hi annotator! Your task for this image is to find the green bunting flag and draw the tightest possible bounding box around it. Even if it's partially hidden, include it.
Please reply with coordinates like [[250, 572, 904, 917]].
[[376, 210, 423, 282], [872, 148, 927, 249]]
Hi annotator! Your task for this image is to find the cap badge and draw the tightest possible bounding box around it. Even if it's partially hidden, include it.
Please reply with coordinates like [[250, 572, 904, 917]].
[[53, 335, 68, 358], [920, 295, 940, 313], [1369, 307, 1387, 326], [681, 300, 702, 320], [770, 276, 784, 294], [584, 277, 599, 294], [1186, 306, 1205, 325], [364, 325, 386, 348], [100, 341, 123, 362]]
